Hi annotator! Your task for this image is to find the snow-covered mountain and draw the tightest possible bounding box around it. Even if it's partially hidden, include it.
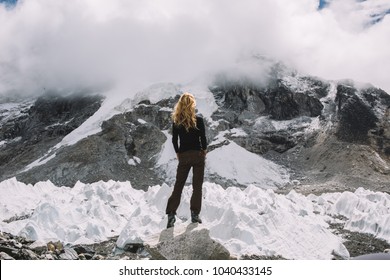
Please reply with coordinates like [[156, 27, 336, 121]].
[[1, 60, 388, 191], [0, 59, 389, 259]]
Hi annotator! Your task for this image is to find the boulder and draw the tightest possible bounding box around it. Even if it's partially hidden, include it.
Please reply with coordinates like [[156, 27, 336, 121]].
[[352, 253, 390, 260], [20, 248, 40, 260], [0, 252, 15, 260], [59, 247, 79, 260], [146, 225, 231, 260]]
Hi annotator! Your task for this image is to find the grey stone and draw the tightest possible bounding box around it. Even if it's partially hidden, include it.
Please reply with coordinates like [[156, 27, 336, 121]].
[[352, 253, 390, 260], [20, 249, 39, 260], [0, 245, 18, 258], [92, 254, 105, 260], [147, 225, 231, 260], [43, 253, 56, 260], [29, 240, 48, 255], [0, 252, 15, 260], [59, 247, 79, 260]]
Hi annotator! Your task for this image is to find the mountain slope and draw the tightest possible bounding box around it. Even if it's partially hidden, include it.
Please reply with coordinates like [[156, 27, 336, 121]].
[[0, 62, 389, 192]]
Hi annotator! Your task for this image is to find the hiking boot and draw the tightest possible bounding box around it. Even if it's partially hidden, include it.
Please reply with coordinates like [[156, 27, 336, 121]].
[[191, 211, 202, 224], [167, 214, 176, 228]]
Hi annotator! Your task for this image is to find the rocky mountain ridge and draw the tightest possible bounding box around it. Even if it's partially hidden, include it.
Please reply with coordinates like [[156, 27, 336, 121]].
[[208, 77, 390, 193], [0, 93, 104, 183], [0, 68, 389, 192]]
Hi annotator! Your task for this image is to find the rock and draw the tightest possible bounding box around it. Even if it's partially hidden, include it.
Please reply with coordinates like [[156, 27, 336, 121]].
[[333, 84, 390, 159], [264, 84, 324, 120], [146, 225, 231, 260], [123, 243, 143, 254], [71, 244, 95, 255], [29, 240, 47, 255], [241, 254, 286, 260], [14, 99, 167, 189], [47, 241, 64, 253], [92, 254, 105, 260], [0, 245, 18, 259], [0, 93, 104, 184], [43, 253, 56, 260], [0, 252, 15, 260], [59, 247, 79, 260], [20, 249, 40, 260], [208, 77, 326, 163], [47, 242, 56, 252], [10, 240, 22, 249], [352, 253, 390, 260], [369, 107, 390, 157], [335, 84, 378, 143], [210, 79, 324, 121]]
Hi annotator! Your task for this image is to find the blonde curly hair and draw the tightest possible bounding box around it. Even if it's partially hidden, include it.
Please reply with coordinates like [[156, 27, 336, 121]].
[[172, 92, 197, 131]]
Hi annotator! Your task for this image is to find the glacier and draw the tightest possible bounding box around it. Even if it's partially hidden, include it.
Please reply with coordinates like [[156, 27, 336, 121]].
[[1, 177, 389, 259]]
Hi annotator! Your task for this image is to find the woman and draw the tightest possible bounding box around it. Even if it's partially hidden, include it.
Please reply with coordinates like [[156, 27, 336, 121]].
[[165, 92, 207, 228]]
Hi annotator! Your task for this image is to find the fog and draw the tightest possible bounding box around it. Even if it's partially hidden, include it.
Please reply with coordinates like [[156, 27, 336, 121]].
[[0, 0, 390, 96]]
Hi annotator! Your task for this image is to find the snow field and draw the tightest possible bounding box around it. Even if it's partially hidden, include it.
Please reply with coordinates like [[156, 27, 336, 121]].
[[1, 178, 389, 259]]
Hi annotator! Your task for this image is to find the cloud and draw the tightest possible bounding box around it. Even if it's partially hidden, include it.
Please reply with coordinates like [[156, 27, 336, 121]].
[[0, 0, 390, 96]]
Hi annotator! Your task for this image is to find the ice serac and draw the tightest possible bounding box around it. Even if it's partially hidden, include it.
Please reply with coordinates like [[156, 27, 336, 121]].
[[146, 225, 231, 260], [2, 178, 390, 259]]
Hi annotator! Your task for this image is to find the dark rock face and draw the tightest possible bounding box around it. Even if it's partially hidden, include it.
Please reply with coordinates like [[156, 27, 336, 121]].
[[208, 76, 389, 191], [362, 88, 390, 156], [333, 84, 390, 159], [15, 97, 178, 188], [1, 93, 103, 141], [209, 77, 326, 155], [264, 85, 324, 120], [371, 107, 390, 156], [335, 85, 379, 143], [210, 79, 324, 121], [0, 93, 104, 182]]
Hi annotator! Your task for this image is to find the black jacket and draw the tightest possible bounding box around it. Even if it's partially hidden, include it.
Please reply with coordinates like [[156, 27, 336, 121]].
[[172, 116, 207, 153]]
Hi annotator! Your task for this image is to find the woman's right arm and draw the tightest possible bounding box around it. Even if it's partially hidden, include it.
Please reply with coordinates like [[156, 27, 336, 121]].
[[172, 123, 180, 154]]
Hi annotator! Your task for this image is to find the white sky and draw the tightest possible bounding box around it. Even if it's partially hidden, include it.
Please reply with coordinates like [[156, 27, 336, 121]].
[[0, 0, 389, 95]]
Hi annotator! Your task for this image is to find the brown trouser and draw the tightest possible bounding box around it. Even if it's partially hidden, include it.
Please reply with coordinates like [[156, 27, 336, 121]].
[[166, 150, 205, 215]]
